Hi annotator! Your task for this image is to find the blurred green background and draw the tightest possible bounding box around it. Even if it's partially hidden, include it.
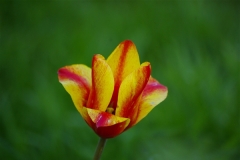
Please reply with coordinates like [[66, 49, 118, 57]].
[[0, 0, 239, 160]]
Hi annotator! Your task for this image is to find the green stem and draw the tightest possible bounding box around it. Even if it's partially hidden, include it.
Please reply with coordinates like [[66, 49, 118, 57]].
[[93, 138, 107, 160]]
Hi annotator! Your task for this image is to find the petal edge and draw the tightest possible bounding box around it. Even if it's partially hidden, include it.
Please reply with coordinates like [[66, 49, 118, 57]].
[[133, 77, 168, 125], [58, 64, 91, 113]]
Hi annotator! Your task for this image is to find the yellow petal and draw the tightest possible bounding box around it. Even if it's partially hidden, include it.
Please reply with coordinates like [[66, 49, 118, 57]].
[[87, 108, 130, 138], [79, 106, 95, 129], [115, 62, 151, 118], [133, 77, 168, 125], [86, 54, 114, 111], [106, 40, 141, 109], [58, 64, 91, 116]]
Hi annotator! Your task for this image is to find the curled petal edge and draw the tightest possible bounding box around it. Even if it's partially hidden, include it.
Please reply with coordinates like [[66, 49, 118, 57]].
[[132, 77, 168, 126]]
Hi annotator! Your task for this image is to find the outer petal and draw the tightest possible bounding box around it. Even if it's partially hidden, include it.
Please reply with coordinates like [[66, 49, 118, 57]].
[[86, 108, 130, 138], [116, 62, 151, 118], [58, 65, 93, 125], [133, 77, 168, 125], [86, 54, 114, 111], [106, 40, 141, 109]]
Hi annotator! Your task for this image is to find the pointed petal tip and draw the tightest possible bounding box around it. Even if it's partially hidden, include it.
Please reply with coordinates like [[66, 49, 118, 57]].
[[58, 67, 74, 81], [93, 54, 105, 60], [118, 40, 137, 55], [58, 67, 67, 79], [141, 62, 152, 78], [144, 78, 168, 97], [157, 83, 168, 94], [121, 39, 134, 45], [141, 62, 151, 70]]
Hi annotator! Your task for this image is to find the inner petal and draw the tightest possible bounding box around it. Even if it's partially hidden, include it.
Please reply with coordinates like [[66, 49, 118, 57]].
[[115, 62, 151, 118], [86, 54, 114, 112]]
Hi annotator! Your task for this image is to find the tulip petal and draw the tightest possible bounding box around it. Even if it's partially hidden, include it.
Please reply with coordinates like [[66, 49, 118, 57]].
[[86, 54, 114, 111], [79, 106, 95, 129], [87, 108, 130, 138], [58, 64, 91, 114], [116, 62, 151, 118], [106, 40, 141, 109], [133, 77, 168, 125]]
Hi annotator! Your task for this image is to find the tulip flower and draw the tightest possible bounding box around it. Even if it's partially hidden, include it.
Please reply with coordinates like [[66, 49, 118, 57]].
[[58, 40, 168, 139]]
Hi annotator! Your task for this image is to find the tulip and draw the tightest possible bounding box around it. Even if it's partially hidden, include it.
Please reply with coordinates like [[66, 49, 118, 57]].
[[58, 40, 168, 139]]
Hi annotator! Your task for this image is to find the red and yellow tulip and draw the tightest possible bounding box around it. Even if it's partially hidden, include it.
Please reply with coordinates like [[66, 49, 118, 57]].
[[58, 40, 168, 138]]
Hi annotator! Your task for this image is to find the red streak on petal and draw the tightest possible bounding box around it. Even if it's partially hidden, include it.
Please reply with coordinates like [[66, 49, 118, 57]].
[[142, 79, 167, 97], [121, 40, 133, 60], [116, 40, 132, 68], [87, 55, 109, 110], [110, 40, 133, 110], [119, 64, 151, 118], [116, 40, 133, 78], [87, 56, 98, 109], [58, 68, 90, 92]]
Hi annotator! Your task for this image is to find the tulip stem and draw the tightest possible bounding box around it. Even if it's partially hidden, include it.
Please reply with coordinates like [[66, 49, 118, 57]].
[[93, 138, 107, 160]]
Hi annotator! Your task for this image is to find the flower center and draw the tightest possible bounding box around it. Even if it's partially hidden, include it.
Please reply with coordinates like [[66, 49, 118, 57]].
[[106, 103, 115, 114], [106, 107, 114, 114]]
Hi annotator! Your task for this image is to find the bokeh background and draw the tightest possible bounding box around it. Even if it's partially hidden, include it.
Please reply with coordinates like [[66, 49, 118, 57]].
[[0, 1, 239, 160]]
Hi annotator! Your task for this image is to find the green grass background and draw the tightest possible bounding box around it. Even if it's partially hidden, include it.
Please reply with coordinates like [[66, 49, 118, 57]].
[[0, 1, 239, 159]]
